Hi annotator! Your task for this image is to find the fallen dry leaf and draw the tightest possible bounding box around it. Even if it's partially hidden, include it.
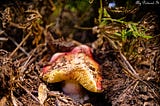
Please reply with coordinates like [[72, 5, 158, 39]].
[[38, 83, 48, 105]]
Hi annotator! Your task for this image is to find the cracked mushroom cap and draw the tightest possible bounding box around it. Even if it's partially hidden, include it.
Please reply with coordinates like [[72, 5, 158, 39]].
[[41, 45, 102, 93]]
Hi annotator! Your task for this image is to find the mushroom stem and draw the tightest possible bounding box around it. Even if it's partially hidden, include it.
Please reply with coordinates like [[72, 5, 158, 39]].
[[62, 80, 89, 103]]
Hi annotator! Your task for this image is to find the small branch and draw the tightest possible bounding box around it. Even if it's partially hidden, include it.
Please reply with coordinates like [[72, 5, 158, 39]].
[[8, 36, 29, 56], [9, 31, 32, 58], [74, 25, 92, 30], [20, 43, 47, 74], [0, 37, 8, 41], [1, 31, 29, 56], [103, 31, 139, 78], [102, 32, 159, 99], [119, 51, 139, 76], [17, 83, 40, 103], [48, 0, 56, 11]]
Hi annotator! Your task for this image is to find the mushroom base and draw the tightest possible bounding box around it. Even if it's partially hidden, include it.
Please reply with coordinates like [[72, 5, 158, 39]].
[[62, 80, 89, 103]]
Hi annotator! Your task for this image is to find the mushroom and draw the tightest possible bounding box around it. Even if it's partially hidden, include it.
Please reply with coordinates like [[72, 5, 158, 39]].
[[41, 45, 103, 102]]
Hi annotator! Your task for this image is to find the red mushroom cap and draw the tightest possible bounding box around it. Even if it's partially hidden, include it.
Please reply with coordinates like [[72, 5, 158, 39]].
[[41, 45, 103, 93]]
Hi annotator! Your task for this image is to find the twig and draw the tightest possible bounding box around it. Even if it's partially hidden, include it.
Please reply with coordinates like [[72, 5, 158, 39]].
[[0, 37, 8, 41], [48, 0, 56, 11], [17, 83, 40, 103], [1, 30, 29, 56], [131, 80, 139, 94], [9, 31, 32, 58], [11, 91, 23, 106], [8, 36, 29, 56], [102, 32, 159, 99], [74, 25, 92, 30], [11, 91, 18, 106], [20, 43, 46, 74], [119, 51, 139, 76], [103, 31, 139, 77], [9, 22, 26, 29], [114, 80, 138, 105]]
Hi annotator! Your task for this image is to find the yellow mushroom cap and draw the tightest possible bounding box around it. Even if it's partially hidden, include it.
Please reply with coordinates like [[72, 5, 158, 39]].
[[41, 45, 103, 93]]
